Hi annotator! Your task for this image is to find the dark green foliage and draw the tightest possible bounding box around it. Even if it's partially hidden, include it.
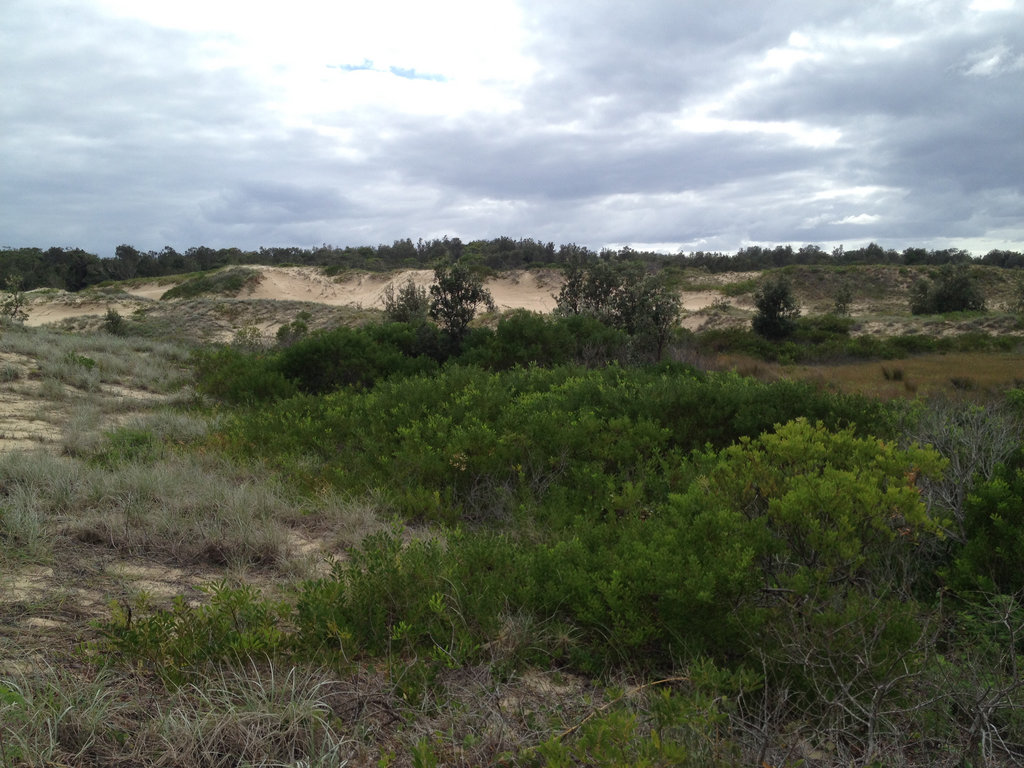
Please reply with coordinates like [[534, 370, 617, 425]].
[[193, 346, 298, 405], [382, 278, 430, 325], [275, 326, 438, 394], [459, 310, 629, 369], [751, 275, 800, 339], [219, 364, 893, 522], [909, 263, 986, 315], [555, 258, 681, 359], [275, 311, 310, 346], [102, 307, 127, 336], [428, 260, 494, 341], [950, 454, 1024, 593], [160, 268, 261, 300]]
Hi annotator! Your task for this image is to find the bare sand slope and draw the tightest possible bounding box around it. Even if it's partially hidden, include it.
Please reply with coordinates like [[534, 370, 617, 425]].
[[24, 297, 144, 327], [242, 267, 564, 312], [24, 266, 729, 328], [242, 267, 433, 308]]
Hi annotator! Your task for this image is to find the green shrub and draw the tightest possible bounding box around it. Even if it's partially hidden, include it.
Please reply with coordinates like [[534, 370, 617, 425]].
[[520, 419, 944, 669], [160, 268, 261, 300], [382, 278, 430, 324], [275, 311, 310, 346], [96, 582, 289, 683], [275, 326, 437, 394], [909, 264, 986, 315], [103, 307, 128, 336], [218, 364, 895, 523], [193, 346, 297, 405], [751, 275, 800, 339], [949, 454, 1024, 593]]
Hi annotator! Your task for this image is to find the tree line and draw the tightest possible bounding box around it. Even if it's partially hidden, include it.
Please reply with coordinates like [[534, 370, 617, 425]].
[[2, 238, 1023, 293]]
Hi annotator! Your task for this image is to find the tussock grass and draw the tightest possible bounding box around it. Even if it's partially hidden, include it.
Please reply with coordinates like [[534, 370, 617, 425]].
[[143, 662, 349, 767], [0, 664, 131, 767], [2, 325, 193, 394], [0, 442, 384, 572], [64, 454, 297, 568], [786, 352, 1024, 399]]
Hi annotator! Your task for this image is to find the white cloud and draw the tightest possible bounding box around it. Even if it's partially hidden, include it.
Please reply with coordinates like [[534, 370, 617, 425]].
[[836, 214, 882, 225]]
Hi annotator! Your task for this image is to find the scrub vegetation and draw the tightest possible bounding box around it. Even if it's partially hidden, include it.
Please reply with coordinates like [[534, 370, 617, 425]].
[[2, 246, 1024, 767]]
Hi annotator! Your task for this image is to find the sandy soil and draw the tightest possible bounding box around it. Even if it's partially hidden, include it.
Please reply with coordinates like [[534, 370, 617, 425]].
[[24, 296, 146, 327], [238, 267, 564, 313], [21, 266, 731, 329]]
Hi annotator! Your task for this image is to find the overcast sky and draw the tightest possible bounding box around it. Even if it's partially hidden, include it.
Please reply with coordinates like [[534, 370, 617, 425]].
[[3, 0, 1022, 257]]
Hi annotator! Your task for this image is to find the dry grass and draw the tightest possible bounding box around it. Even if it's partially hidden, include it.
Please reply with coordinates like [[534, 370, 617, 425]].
[[784, 351, 1024, 399]]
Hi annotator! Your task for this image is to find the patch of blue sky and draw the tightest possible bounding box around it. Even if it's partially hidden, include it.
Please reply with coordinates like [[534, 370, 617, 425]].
[[327, 61, 446, 82], [388, 66, 447, 82]]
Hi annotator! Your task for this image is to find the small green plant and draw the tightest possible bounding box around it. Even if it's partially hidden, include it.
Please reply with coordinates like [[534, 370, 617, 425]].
[[833, 282, 853, 316], [0, 275, 28, 323], [103, 307, 127, 336], [232, 325, 265, 352], [275, 311, 311, 346], [95, 582, 290, 682]]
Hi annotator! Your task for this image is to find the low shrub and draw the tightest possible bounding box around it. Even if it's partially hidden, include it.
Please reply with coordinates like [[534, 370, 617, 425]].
[[948, 454, 1024, 593], [193, 346, 297, 405], [160, 268, 261, 300]]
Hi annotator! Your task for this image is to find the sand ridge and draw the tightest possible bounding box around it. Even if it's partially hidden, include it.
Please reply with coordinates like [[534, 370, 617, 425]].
[[22, 266, 730, 329]]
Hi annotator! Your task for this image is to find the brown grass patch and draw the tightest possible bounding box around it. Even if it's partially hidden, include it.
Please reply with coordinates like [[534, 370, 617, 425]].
[[785, 351, 1024, 399]]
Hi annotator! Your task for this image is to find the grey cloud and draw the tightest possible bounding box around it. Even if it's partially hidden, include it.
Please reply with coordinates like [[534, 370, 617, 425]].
[[2, 0, 1023, 255]]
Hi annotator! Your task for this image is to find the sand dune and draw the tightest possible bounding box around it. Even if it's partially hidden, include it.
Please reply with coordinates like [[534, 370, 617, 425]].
[[24, 266, 727, 328]]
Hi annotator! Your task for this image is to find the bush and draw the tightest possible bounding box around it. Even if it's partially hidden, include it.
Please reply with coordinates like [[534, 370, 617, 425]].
[[160, 268, 261, 300], [382, 278, 430, 325], [457, 310, 628, 370], [522, 420, 944, 668], [218, 364, 896, 524], [275, 325, 436, 394], [751, 275, 800, 339], [949, 454, 1024, 593], [102, 307, 127, 336], [193, 347, 297, 405], [909, 264, 986, 315], [428, 260, 494, 342], [275, 311, 310, 346]]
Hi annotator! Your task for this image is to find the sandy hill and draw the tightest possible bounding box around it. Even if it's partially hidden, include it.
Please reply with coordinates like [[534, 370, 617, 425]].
[[19, 263, 1024, 343]]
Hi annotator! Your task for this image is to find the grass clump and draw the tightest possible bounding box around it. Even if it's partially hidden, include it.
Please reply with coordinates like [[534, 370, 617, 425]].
[[160, 268, 261, 301]]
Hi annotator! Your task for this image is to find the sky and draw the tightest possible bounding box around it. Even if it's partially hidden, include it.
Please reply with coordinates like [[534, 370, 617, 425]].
[[2, 0, 1023, 258]]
